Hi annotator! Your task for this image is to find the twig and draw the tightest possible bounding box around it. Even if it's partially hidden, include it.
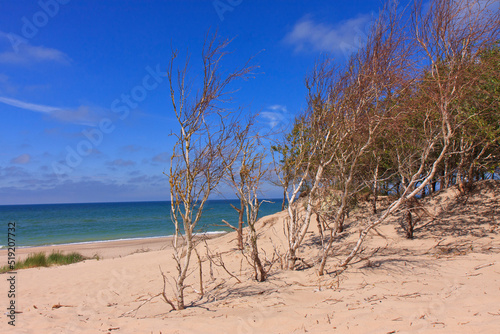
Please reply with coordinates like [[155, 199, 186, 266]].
[[120, 293, 162, 317], [204, 241, 215, 281], [424, 238, 446, 254], [299, 257, 314, 269], [357, 247, 383, 262], [395, 292, 421, 298], [474, 262, 495, 270], [261, 247, 278, 274], [204, 243, 242, 283], [159, 266, 177, 311], [52, 303, 74, 309], [215, 252, 242, 283], [215, 219, 238, 232], [195, 248, 204, 296], [370, 227, 387, 239]]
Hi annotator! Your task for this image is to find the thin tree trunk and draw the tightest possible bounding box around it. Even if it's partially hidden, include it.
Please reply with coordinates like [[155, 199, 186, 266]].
[[175, 234, 193, 310], [249, 228, 266, 282], [396, 181, 401, 197], [287, 248, 297, 270], [420, 183, 426, 199], [443, 154, 450, 189], [318, 228, 335, 275], [195, 249, 204, 296], [405, 202, 414, 239], [337, 212, 345, 233], [226, 202, 245, 250], [316, 214, 324, 240], [372, 162, 379, 214], [281, 186, 287, 211], [237, 200, 245, 250]]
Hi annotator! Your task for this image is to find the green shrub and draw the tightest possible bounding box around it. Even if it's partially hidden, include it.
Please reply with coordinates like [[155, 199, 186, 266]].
[[62, 252, 85, 264], [0, 251, 88, 273], [48, 251, 65, 263], [22, 252, 48, 268]]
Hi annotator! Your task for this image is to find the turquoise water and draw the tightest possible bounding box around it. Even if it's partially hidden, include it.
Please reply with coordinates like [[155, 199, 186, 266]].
[[0, 200, 282, 247]]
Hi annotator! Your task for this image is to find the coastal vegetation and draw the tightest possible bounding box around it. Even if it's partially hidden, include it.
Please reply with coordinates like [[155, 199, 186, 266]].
[[163, 0, 499, 311], [165, 32, 255, 309], [0, 251, 88, 273]]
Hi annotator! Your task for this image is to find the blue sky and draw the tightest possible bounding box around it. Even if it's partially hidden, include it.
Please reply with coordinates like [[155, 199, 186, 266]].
[[0, 0, 383, 205]]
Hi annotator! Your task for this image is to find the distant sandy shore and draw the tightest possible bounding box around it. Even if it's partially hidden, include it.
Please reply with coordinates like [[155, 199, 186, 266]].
[[0, 232, 226, 265], [0, 236, 176, 264]]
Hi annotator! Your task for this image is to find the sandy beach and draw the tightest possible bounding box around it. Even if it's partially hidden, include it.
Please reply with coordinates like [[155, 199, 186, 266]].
[[0, 237, 174, 264], [1, 181, 499, 333]]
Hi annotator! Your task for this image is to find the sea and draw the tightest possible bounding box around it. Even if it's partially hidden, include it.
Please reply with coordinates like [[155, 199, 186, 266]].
[[0, 199, 282, 248]]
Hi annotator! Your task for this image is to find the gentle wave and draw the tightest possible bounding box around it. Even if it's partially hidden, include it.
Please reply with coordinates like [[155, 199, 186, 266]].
[[1, 231, 227, 249]]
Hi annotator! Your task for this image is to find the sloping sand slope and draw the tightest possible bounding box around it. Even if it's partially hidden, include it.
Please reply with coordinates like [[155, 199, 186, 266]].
[[1, 180, 499, 333]]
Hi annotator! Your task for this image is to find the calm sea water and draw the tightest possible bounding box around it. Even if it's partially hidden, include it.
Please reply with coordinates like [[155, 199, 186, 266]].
[[0, 200, 282, 248]]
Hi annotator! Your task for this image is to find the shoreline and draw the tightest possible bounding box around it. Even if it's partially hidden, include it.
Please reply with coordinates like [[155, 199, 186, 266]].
[[0, 230, 228, 249], [0, 232, 227, 264]]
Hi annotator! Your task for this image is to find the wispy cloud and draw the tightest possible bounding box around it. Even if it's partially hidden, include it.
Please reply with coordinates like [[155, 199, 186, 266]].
[[0, 31, 70, 65], [261, 112, 286, 128], [0, 96, 104, 126], [260, 104, 291, 129], [107, 159, 136, 167], [50, 106, 103, 126], [0, 74, 18, 95], [128, 174, 165, 185], [0, 96, 59, 113], [0, 176, 168, 205], [152, 152, 169, 163], [284, 14, 373, 57], [11, 153, 31, 164], [122, 145, 143, 153], [0, 166, 30, 178], [269, 105, 287, 112]]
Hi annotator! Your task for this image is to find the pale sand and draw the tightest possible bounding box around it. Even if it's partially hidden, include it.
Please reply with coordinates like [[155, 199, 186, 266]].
[[1, 180, 499, 333], [0, 234, 222, 264], [0, 237, 174, 264]]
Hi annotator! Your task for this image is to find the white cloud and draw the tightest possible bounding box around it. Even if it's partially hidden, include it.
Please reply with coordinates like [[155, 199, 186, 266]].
[[0, 31, 70, 65], [269, 104, 288, 112], [0, 96, 103, 126], [260, 104, 291, 129], [284, 14, 374, 57], [284, 2, 498, 58], [261, 111, 285, 128], [0, 96, 59, 113]]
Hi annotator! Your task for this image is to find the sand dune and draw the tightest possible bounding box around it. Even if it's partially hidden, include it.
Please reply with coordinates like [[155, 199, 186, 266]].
[[1, 180, 499, 333]]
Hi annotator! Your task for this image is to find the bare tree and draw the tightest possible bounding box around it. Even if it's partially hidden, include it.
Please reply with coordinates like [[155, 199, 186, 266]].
[[273, 62, 342, 270], [222, 198, 246, 250], [167, 32, 254, 310], [315, 0, 414, 275], [226, 127, 269, 281]]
